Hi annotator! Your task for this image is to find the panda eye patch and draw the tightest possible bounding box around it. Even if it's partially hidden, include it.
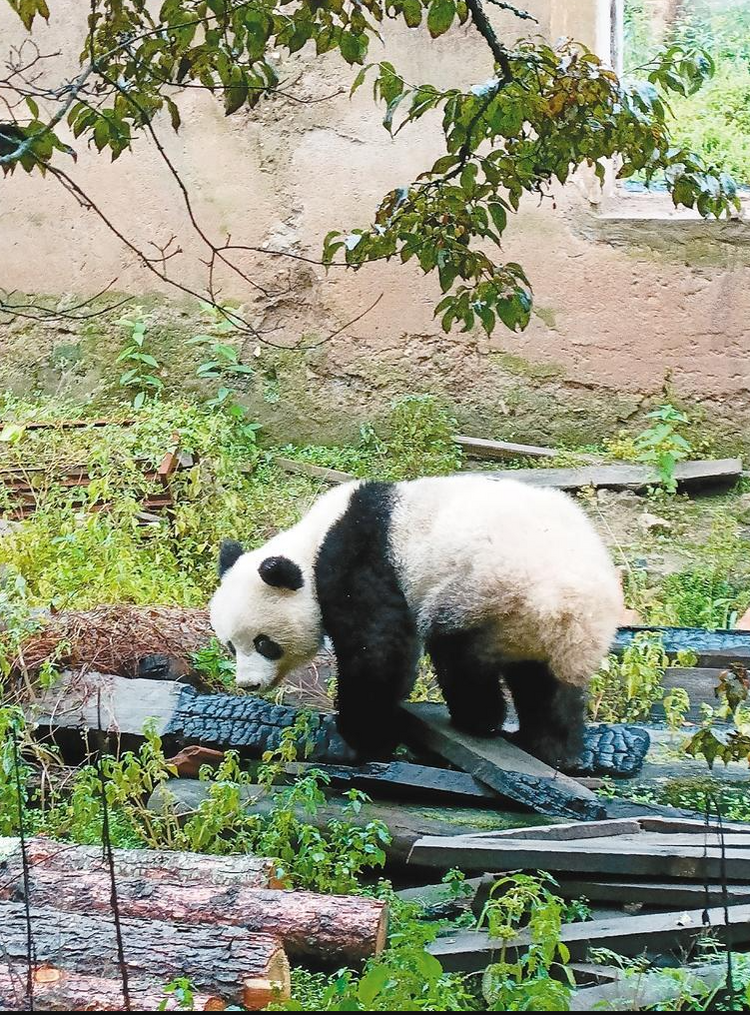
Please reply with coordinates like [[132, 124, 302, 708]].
[[254, 634, 283, 661], [226, 641, 236, 658]]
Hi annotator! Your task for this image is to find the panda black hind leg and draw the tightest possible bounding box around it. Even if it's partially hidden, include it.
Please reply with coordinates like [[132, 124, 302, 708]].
[[503, 660, 585, 770], [426, 629, 506, 737]]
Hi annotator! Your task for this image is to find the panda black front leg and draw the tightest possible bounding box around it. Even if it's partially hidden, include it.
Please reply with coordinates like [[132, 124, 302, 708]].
[[426, 629, 506, 738], [503, 660, 585, 770]]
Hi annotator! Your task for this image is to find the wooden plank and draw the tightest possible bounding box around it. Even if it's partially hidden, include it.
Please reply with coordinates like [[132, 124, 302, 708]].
[[570, 962, 728, 1012], [429, 904, 750, 972], [283, 760, 500, 802], [655, 668, 724, 718], [400, 702, 605, 821], [395, 876, 492, 919], [461, 818, 642, 841], [554, 878, 750, 908], [638, 816, 750, 835], [275, 457, 354, 484], [613, 627, 750, 668], [487, 458, 742, 493], [408, 834, 750, 879], [455, 436, 558, 460]]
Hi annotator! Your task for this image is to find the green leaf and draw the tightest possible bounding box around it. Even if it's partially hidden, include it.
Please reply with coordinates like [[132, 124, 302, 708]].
[[488, 202, 507, 234], [25, 96, 39, 119], [427, 0, 456, 38], [133, 391, 146, 409], [224, 69, 248, 115], [357, 965, 389, 1006], [403, 0, 423, 28]]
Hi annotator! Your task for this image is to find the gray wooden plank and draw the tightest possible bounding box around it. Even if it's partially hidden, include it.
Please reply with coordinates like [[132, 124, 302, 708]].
[[400, 702, 605, 821], [408, 834, 750, 879], [462, 818, 642, 841], [283, 760, 499, 802], [486, 458, 741, 493], [638, 816, 750, 835], [454, 435, 558, 460], [275, 457, 354, 484], [570, 962, 728, 1011], [429, 904, 750, 971], [555, 878, 750, 908]]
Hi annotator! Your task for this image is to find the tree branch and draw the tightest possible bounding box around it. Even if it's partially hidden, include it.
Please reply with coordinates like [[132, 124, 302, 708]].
[[465, 0, 512, 80]]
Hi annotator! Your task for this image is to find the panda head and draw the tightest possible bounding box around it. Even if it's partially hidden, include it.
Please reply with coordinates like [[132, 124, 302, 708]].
[[209, 539, 322, 692]]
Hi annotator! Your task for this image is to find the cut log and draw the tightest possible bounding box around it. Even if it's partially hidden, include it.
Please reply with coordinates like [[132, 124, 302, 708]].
[[0, 901, 290, 1008], [0, 965, 225, 1012], [275, 457, 354, 484], [283, 760, 500, 802], [147, 779, 553, 866], [400, 702, 605, 820], [613, 626, 750, 668], [31, 670, 358, 763], [0, 837, 281, 889], [2, 866, 388, 964], [487, 458, 742, 493], [429, 903, 750, 971], [408, 833, 750, 880]]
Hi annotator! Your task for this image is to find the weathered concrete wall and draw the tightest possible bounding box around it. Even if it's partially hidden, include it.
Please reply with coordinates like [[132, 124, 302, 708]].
[[1, 0, 749, 449]]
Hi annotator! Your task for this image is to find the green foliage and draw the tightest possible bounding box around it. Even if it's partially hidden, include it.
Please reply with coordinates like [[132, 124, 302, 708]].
[[631, 404, 694, 493], [655, 568, 750, 630], [278, 394, 461, 482], [478, 872, 574, 1011], [191, 636, 236, 691], [590, 633, 666, 723], [683, 665, 750, 769], [188, 302, 255, 410], [625, 0, 750, 181], [159, 978, 198, 1011], [3, 1, 739, 335], [116, 310, 164, 408]]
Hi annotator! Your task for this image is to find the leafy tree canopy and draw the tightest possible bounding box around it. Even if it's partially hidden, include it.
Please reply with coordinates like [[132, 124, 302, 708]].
[[1, 0, 741, 337]]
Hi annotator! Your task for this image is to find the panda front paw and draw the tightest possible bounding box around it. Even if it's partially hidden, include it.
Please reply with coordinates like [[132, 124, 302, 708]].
[[335, 711, 399, 761]]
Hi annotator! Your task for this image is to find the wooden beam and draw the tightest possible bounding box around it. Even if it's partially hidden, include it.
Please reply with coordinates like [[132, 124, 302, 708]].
[[554, 878, 750, 909], [613, 627, 750, 668], [400, 702, 605, 821], [570, 962, 729, 1012], [455, 435, 601, 463], [486, 458, 742, 493], [409, 833, 750, 879], [283, 760, 500, 803], [429, 904, 750, 971], [275, 457, 354, 484]]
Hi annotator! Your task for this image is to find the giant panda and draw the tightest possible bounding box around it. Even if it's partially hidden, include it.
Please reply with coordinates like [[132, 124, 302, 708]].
[[209, 475, 623, 768]]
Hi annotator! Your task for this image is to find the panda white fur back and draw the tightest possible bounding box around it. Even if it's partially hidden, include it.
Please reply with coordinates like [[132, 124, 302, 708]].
[[210, 476, 623, 767]]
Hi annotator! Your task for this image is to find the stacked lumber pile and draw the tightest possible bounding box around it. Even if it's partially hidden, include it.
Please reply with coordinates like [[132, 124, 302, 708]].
[[401, 816, 750, 1005], [0, 838, 388, 1011]]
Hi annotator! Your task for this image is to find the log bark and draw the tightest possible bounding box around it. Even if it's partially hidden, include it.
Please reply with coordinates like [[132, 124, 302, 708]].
[[0, 965, 225, 1011], [486, 458, 742, 493], [3, 866, 388, 964], [0, 901, 290, 1008], [5, 838, 281, 889]]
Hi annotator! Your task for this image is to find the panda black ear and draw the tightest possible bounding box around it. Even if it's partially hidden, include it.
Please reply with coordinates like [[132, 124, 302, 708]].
[[219, 539, 244, 577], [258, 555, 304, 591]]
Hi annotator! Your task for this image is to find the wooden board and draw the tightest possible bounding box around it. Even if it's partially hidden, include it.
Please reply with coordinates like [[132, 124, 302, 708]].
[[554, 878, 750, 908], [460, 818, 643, 841], [408, 834, 750, 880], [613, 627, 750, 668], [454, 436, 558, 460], [429, 904, 750, 971], [487, 458, 742, 493], [570, 962, 728, 1012], [275, 457, 354, 484], [655, 667, 724, 719], [400, 702, 605, 821], [283, 760, 500, 803]]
